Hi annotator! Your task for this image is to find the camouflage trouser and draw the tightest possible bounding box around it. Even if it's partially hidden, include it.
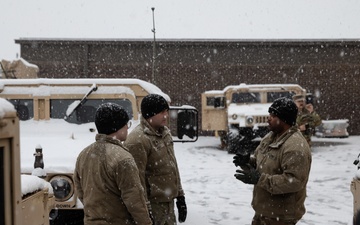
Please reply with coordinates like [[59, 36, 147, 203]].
[[252, 214, 298, 225], [301, 131, 312, 147], [150, 201, 176, 225], [218, 130, 228, 149]]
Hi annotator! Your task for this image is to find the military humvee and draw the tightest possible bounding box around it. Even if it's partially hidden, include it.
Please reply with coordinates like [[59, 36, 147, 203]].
[[201, 83, 306, 154], [0, 98, 55, 225], [0, 78, 197, 224]]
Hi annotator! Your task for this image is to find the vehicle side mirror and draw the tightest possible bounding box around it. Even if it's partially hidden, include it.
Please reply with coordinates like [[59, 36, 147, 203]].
[[169, 106, 198, 142]]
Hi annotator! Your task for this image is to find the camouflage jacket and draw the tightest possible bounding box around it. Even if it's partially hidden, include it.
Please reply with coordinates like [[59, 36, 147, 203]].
[[296, 108, 322, 143]]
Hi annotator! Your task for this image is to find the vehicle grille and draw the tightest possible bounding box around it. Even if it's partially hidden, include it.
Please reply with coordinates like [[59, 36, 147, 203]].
[[254, 116, 268, 125]]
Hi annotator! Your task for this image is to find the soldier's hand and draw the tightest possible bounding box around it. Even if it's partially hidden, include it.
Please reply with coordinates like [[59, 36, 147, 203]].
[[176, 196, 187, 223], [233, 153, 250, 167], [234, 164, 260, 185], [305, 104, 314, 113], [299, 124, 306, 131]]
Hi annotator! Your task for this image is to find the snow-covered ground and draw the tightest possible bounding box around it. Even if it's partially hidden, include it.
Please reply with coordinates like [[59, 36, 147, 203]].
[[175, 136, 358, 225], [18, 119, 358, 224]]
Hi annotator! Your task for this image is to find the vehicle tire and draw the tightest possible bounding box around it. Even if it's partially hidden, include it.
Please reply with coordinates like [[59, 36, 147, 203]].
[[227, 128, 254, 154], [257, 127, 269, 138], [227, 128, 246, 154], [227, 133, 241, 154], [177, 131, 184, 139]]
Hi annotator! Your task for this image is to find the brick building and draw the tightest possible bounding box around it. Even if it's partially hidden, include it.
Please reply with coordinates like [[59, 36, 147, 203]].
[[15, 38, 360, 134]]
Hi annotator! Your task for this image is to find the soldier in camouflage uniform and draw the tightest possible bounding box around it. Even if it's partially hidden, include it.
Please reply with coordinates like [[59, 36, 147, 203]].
[[293, 94, 322, 146]]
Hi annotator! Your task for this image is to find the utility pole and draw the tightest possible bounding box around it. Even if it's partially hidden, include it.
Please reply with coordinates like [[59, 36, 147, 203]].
[[151, 7, 156, 85]]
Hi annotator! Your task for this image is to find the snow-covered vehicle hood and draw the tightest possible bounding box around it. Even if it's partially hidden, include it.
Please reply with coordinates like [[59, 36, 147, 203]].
[[20, 119, 139, 174]]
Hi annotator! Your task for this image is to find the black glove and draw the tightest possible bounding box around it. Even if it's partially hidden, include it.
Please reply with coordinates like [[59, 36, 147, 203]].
[[234, 164, 260, 185], [233, 152, 250, 167], [176, 196, 187, 223]]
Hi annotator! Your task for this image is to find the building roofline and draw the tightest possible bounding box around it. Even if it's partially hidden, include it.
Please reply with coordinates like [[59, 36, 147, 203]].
[[15, 38, 360, 46]]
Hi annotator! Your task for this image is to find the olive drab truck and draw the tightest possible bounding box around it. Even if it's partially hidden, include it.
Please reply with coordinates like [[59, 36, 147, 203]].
[[201, 83, 306, 154], [0, 98, 55, 225], [0, 78, 198, 225]]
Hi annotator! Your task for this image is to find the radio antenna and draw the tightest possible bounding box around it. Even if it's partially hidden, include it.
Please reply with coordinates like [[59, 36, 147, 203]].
[[151, 7, 156, 85]]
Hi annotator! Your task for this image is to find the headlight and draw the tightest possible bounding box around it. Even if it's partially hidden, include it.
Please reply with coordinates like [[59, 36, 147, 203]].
[[50, 175, 74, 202], [246, 116, 254, 125], [232, 114, 238, 120]]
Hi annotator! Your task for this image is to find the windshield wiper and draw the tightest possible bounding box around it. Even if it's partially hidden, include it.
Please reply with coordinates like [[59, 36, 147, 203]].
[[65, 83, 98, 119]]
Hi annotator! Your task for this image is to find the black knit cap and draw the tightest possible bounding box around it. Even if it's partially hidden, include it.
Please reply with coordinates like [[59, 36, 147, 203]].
[[141, 94, 169, 119], [268, 97, 298, 126], [95, 103, 129, 135]]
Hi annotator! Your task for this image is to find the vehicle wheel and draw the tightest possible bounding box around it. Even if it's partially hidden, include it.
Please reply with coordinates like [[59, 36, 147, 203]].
[[227, 129, 246, 154], [177, 131, 184, 139], [257, 127, 269, 138], [239, 139, 254, 154], [226, 128, 237, 154], [227, 128, 254, 154]]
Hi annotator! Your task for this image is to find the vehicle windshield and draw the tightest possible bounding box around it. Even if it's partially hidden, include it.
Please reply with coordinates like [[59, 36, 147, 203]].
[[267, 91, 295, 103], [232, 92, 261, 103], [8, 99, 34, 120], [52, 99, 133, 124], [8, 98, 133, 124]]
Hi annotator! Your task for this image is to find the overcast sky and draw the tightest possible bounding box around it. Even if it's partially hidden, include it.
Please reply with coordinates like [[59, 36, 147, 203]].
[[1, 0, 360, 60]]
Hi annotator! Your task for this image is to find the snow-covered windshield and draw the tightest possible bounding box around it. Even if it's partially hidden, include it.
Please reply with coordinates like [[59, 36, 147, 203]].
[[267, 91, 295, 102], [231, 91, 296, 104], [231, 92, 261, 103]]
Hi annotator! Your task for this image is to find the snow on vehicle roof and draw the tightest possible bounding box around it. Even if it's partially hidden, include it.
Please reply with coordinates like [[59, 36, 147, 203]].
[[17, 57, 39, 68], [204, 83, 305, 94], [322, 119, 349, 124], [1, 84, 136, 97], [21, 174, 53, 197], [0, 78, 170, 101]]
